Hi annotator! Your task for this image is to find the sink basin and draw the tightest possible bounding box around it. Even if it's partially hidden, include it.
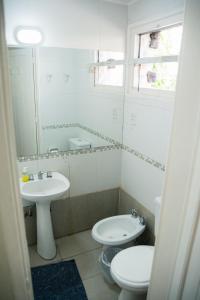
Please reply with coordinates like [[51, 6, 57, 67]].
[[20, 172, 70, 259], [20, 172, 70, 203], [92, 215, 145, 246]]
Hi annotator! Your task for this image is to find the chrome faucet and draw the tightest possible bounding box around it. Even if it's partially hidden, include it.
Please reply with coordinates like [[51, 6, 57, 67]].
[[130, 208, 145, 225], [38, 171, 44, 180], [130, 208, 138, 218], [29, 173, 34, 181], [38, 171, 52, 180], [47, 171, 52, 178]]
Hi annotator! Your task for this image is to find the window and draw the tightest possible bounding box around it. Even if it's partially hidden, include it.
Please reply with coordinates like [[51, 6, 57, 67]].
[[93, 51, 124, 87], [132, 23, 183, 92]]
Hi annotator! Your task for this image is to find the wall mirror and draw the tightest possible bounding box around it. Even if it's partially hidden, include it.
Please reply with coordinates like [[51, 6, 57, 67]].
[[8, 46, 125, 158]]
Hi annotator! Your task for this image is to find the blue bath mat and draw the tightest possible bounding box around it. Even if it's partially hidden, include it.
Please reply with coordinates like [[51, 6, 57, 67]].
[[31, 260, 88, 300]]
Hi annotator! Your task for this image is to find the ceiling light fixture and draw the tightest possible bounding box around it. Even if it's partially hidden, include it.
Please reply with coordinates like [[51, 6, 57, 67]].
[[14, 26, 44, 45]]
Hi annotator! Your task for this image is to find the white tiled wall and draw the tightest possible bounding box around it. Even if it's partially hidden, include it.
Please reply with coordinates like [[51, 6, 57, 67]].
[[18, 149, 121, 199], [77, 90, 124, 143], [18, 157, 69, 178], [123, 96, 174, 163], [75, 50, 124, 144], [38, 48, 124, 153], [69, 153, 98, 196], [121, 95, 174, 213], [119, 0, 185, 214], [96, 150, 121, 192], [121, 151, 165, 213]]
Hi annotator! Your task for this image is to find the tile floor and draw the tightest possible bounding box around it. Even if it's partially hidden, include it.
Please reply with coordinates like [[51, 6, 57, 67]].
[[29, 230, 120, 300]]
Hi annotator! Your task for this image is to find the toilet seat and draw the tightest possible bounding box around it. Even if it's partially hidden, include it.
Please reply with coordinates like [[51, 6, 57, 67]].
[[111, 246, 154, 291]]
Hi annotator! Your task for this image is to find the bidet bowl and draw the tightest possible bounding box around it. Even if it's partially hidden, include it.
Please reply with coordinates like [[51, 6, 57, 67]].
[[92, 215, 145, 246]]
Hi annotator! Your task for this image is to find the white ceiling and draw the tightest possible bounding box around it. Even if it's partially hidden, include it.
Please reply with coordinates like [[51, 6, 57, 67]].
[[103, 0, 140, 6]]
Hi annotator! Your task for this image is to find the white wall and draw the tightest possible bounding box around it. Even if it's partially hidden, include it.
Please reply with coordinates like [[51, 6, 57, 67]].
[[121, 95, 174, 212], [5, 1, 125, 199], [6, 0, 187, 215], [38, 47, 77, 153], [8, 48, 37, 156], [37, 47, 124, 153], [4, 0, 127, 51], [38, 48, 77, 125], [75, 49, 124, 143], [18, 150, 121, 197], [128, 0, 185, 24], [121, 0, 186, 213]]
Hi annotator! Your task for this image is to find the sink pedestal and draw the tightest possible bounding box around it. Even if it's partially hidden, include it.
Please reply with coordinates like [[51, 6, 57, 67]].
[[36, 202, 56, 259], [20, 172, 70, 259]]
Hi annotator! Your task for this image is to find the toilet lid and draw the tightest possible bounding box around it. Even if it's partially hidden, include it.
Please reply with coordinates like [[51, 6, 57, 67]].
[[111, 246, 154, 285]]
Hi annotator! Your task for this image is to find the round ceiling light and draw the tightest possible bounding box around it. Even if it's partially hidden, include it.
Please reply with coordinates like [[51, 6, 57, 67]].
[[15, 26, 44, 45]]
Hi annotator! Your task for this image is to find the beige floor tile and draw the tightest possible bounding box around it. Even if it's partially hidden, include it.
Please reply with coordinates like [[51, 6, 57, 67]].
[[57, 230, 101, 259], [83, 274, 120, 300], [74, 248, 102, 280], [29, 245, 61, 267]]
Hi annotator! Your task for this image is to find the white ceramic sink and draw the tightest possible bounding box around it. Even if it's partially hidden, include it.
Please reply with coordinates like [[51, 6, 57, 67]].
[[20, 172, 70, 260], [21, 172, 70, 203], [92, 215, 145, 246]]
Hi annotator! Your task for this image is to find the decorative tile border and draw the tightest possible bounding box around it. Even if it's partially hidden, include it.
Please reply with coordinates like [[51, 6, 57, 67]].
[[18, 144, 121, 162], [42, 122, 121, 147], [42, 123, 79, 130], [121, 144, 165, 172], [19, 122, 165, 172]]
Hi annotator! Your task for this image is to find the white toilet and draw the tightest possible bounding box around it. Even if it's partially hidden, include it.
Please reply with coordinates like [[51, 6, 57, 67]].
[[110, 197, 161, 300]]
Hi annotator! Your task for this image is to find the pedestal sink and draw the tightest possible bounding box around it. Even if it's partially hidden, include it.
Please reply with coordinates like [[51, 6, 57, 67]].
[[20, 172, 70, 259]]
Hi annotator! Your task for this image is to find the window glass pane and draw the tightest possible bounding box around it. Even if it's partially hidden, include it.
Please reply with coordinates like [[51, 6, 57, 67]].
[[139, 25, 183, 58], [98, 51, 124, 62], [94, 51, 98, 63], [95, 65, 123, 86], [135, 62, 178, 91]]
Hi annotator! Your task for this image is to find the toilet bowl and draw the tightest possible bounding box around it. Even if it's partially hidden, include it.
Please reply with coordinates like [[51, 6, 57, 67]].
[[111, 197, 161, 300], [111, 246, 154, 300]]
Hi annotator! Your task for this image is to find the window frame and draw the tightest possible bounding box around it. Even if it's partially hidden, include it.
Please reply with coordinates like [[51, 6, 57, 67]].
[[92, 50, 125, 89], [126, 14, 184, 99]]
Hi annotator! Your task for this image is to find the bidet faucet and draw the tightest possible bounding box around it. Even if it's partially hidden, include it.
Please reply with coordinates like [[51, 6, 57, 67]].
[[139, 216, 145, 225], [130, 208, 138, 218]]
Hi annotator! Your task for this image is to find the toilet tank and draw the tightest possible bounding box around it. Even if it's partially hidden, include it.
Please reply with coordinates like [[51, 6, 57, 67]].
[[154, 196, 161, 237], [69, 138, 91, 150]]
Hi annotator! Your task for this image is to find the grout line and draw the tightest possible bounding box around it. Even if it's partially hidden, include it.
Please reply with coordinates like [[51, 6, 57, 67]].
[[82, 272, 102, 283], [59, 246, 102, 261], [29, 245, 101, 268]]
